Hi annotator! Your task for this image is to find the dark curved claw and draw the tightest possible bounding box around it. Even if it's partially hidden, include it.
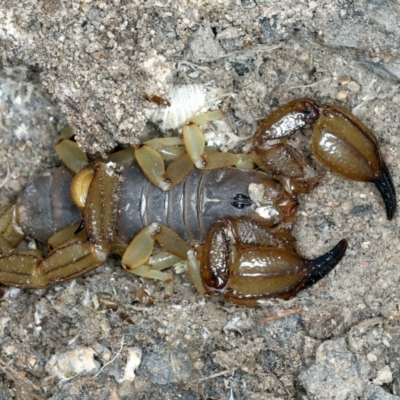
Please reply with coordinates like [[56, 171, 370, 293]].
[[312, 103, 397, 220], [373, 161, 397, 221], [199, 217, 349, 305], [302, 239, 348, 290]]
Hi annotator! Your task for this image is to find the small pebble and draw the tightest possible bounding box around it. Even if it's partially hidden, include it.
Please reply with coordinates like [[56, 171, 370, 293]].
[[373, 365, 392, 385], [335, 90, 348, 101], [45, 347, 100, 379], [348, 81, 360, 92], [121, 347, 142, 383]]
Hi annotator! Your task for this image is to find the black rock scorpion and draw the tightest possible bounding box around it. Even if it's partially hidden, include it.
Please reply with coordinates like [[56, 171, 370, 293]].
[[0, 98, 395, 305]]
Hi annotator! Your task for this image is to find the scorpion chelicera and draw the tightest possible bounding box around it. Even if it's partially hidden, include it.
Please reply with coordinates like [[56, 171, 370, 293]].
[[0, 98, 396, 306]]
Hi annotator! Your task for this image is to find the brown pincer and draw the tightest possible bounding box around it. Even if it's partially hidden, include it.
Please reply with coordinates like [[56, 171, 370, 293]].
[[253, 98, 396, 220]]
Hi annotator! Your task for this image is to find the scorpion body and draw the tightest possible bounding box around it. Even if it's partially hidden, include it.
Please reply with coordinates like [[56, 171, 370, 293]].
[[117, 163, 293, 243], [17, 164, 294, 245], [0, 98, 396, 305]]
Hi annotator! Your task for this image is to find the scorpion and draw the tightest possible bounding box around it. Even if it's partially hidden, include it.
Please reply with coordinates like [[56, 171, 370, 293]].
[[0, 98, 396, 306]]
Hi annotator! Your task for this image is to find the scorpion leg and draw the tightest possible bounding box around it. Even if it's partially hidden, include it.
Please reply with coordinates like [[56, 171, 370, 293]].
[[104, 147, 135, 165], [55, 126, 89, 174], [47, 222, 86, 249], [0, 239, 107, 289], [0, 191, 107, 289], [187, 247, 207, 295], [148, 251, 183, 271], [142, 137, 186, 160], [122, 223, 190, 295], [57, 126, 193, 192], [0, 163, 118, 288], [0, 204, 25, 255], [189, 217, 347, 306], [132, 251, 184, 296], [136, 110, 243, 190], [182, 110, 239, 169], [135, 144, 194, 191]]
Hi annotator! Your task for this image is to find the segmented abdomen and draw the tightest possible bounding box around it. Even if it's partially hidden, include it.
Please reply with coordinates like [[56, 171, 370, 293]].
[[16, 162, 270, 246], [117, 162, 265, 244], [117, 162, 206, 243]]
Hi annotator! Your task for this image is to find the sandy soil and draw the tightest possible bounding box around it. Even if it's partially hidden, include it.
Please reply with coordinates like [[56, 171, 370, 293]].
[[0, 1, 400, 399]]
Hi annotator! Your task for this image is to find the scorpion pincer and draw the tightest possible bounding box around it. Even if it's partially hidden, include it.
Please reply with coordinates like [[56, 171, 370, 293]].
[[0, 98, 395, 306]]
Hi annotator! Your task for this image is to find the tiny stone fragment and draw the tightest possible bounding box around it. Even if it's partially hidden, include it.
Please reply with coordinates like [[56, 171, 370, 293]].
[[351, 204, 373, 217], [373, 365, 393, 386], [335, 90, 348, 101], [232, 59, 250, 76], [121, 347, 142, 383], [45, 346, 100, 380]]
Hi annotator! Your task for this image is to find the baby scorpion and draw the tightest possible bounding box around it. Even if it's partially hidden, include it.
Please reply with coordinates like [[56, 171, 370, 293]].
[[0, 98, 395, 306]]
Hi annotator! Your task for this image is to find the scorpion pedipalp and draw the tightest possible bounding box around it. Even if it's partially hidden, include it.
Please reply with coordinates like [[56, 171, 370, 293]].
[[253, 98, 396, 218], [312, 103, 397, 220], [192, 217, 348, 306]]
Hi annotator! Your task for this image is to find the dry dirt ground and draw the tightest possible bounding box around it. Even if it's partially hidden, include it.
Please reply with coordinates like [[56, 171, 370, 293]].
[[1, 1, 400, 399]]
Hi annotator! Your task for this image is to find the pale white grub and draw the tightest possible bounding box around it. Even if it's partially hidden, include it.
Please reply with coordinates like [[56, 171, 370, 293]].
[[150, 84, 225, 132]]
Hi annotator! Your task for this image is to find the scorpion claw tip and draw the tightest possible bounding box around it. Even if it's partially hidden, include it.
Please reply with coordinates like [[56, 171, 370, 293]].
[[303, 239, 348, 289], [373, 161, 397, 221]]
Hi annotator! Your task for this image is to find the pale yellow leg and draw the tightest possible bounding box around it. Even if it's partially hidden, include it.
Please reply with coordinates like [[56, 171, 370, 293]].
[[158, 146, 185, 160], [182, 123, 206, 168], [235, 154, 255, 170], [134, 145, 171, 190], [121, 224, 158, 271], [122, 223, 192, 295], [104, 148, 135, 165], [163, 153, 194, 189], [190, 109, 225, 125], [187, 249, 207, 295], [143, 138, 186, 161], [136, 109, 245, 190], [122, 223, 191, 269], [0, 239, 108, 289], [47, 223, 87, 249], [183, 110, 241, 170], [153, 224, 191, 260], [151, 252, 188, 297], [135, 145, 194, 191], [55, 126, 89, 174], [0, 204, 25, 256], [148, 251, 183, 270], [129, 266, 174, 296]]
